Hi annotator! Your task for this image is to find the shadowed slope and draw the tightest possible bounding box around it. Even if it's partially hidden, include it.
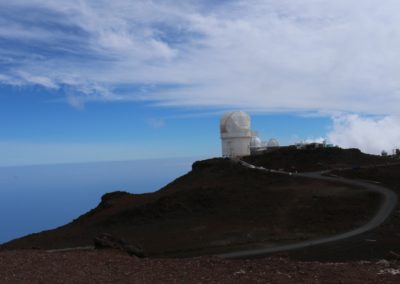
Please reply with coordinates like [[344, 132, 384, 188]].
[[243, 147, 392, 172], [1, 158, 380, 256]]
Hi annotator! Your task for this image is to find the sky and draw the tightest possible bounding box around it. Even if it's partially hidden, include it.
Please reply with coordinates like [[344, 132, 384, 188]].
[[1, 0, 400, 166]]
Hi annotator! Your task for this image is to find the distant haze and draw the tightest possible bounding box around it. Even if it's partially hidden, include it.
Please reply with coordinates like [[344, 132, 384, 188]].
[[0, 157, 197, 243]]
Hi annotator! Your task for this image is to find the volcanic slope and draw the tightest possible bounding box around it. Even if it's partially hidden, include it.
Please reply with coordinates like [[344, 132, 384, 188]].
[[1, 158, 381, 257], [287, 163, 400, 261], [243, 147, 392, 172]]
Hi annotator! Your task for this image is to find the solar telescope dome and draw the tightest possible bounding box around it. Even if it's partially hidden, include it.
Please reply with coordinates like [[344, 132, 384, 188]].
[[220, 111, 251, 134], [220, 111, 252, 157], [267, 138, 280, 148], [250, 136, 262, 148]]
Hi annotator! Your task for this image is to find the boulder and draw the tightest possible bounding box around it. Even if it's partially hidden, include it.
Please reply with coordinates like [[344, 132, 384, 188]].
[[93, 233, 145, 258]]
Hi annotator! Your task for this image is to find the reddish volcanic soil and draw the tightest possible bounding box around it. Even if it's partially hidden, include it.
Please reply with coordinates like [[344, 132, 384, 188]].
[[243, 147, 392, 172], [1, 158, 379, 257], [0, 249, 399, 283], [1, 149, 400, 283], [277, 163, 400, 262]]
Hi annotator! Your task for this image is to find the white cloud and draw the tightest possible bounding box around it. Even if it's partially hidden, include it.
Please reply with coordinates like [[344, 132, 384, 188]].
[[327, 115, 400, 154], [16, 71, 58, 89], [147, 118, 166, 129], [66, 95, 85, 110], [0, 74, 20, 85], [1, 0, 400, 115]]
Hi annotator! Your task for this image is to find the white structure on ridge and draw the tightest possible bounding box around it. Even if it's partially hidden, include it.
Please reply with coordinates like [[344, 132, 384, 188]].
[[220, 111, 281, 157], [220, 111, 252, 157], [267, 138, 280, 148]]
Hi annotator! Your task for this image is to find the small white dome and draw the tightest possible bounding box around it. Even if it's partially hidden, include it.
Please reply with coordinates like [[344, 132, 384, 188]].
[[267, 138, 280, 148], [250, 136, 262, 148], [220, 111, 251, 134]]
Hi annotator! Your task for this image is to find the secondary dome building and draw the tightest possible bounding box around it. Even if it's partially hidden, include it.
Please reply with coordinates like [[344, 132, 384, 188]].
[[267, 138, 280, 148], [220, 111, 252, 157]]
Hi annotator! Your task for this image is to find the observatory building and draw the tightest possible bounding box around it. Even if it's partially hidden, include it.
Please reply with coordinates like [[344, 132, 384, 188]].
[[267, 138, 280, 148], [220, 111, 280, 157], [220, 111, 252, 157]]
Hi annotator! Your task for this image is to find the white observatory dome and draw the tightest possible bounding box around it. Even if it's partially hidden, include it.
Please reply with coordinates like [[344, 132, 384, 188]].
[[250, 136, 262, 148], [220, 111, 251, 134], [267, 138, 280, 148], [220, 111, 252, 158]]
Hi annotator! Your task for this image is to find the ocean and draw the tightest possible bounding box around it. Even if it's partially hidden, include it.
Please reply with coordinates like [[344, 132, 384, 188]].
[[0, 157, 200, 244]]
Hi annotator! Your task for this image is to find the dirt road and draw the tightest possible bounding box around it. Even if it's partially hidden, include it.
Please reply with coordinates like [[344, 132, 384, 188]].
[[219, 163, 398, 259]]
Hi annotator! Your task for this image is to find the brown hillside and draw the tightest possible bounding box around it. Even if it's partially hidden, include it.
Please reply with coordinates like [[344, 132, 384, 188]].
[[243, 147, 392, 172], [1, 157, 380, 257], [286, 164, 400, 261]]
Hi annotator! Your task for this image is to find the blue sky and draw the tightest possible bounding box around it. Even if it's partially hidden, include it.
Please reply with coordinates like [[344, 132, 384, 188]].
[[0, 83, 330, 166], [1, 0, 400, 165]]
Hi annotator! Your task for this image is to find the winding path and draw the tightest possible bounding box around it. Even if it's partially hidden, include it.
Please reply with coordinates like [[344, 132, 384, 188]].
[[219, 161, 398, 259]]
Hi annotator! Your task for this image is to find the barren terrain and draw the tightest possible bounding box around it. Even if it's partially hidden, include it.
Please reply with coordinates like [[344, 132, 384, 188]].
[[1, 148, 399, 283], [0, 250, 399, 283], [288, 164, 400, 261], [1, 158, 378, 257], [243, 147, 391, 172]]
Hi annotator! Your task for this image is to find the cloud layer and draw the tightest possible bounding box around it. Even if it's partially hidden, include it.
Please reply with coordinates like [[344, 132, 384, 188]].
[[1, 0, 400, 115], [328, 115, 400, 154], [1, 1, 400, 154]]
